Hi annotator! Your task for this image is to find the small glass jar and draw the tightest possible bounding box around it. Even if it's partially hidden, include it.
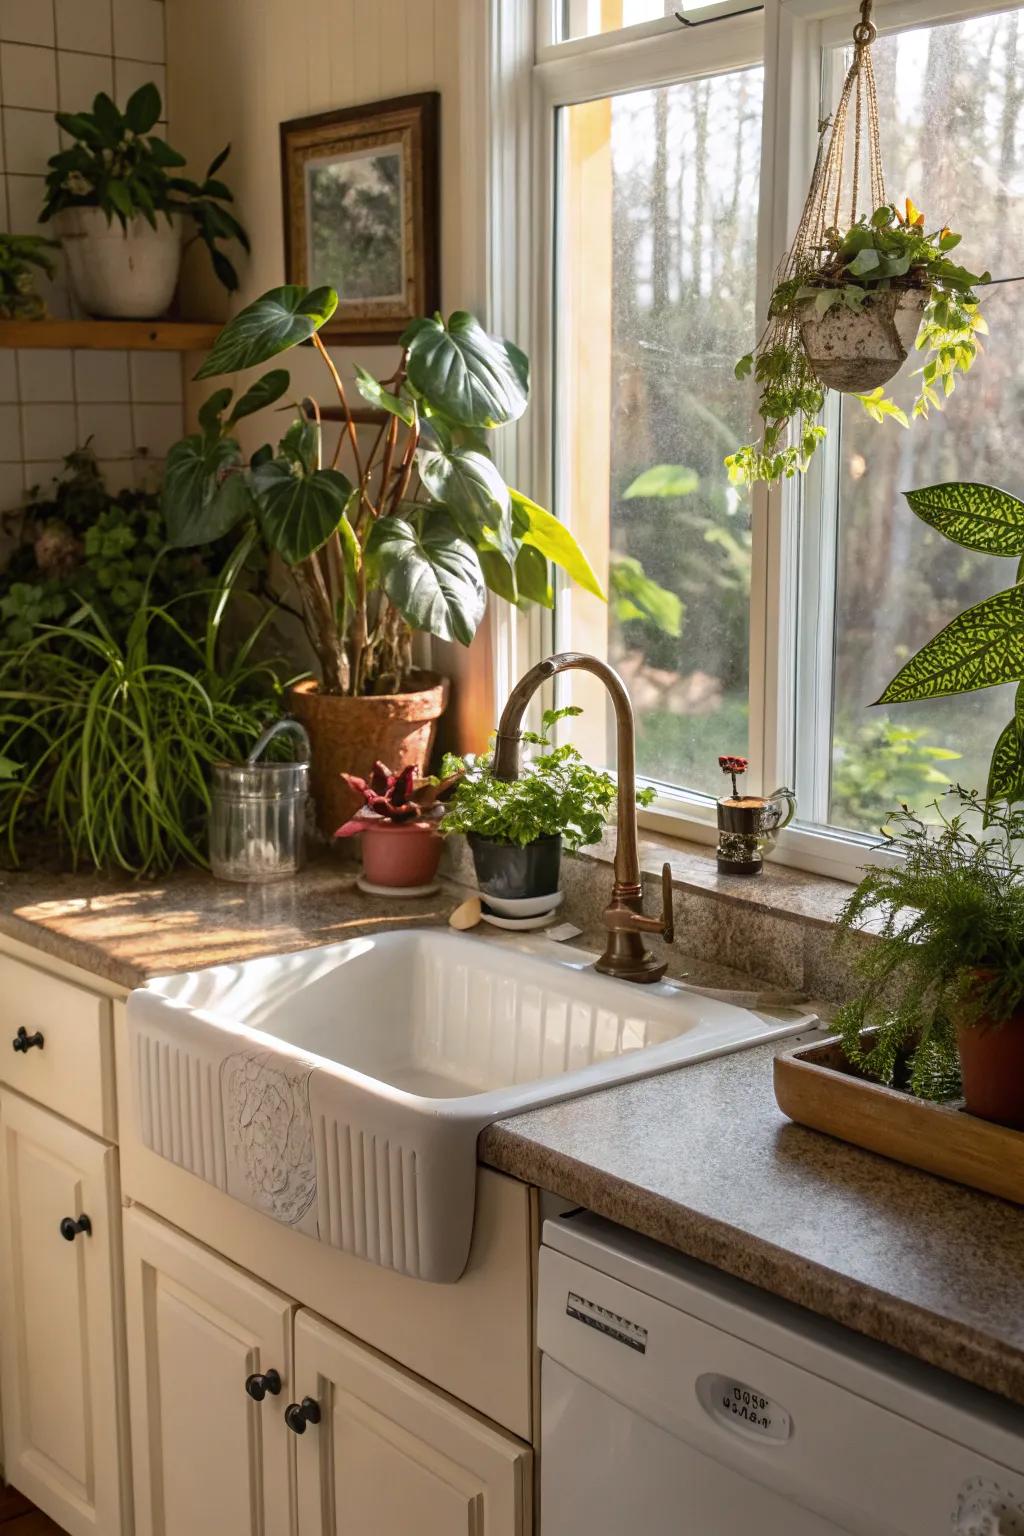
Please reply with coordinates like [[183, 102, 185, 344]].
[[210, 720, 311, 883]]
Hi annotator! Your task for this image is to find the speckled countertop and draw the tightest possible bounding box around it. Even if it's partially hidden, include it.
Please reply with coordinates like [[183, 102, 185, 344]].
[[1, 859, 1022, 1407]]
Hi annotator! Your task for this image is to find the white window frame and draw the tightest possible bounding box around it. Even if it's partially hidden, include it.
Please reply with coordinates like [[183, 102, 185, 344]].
[[484, 0, 1019, 884]]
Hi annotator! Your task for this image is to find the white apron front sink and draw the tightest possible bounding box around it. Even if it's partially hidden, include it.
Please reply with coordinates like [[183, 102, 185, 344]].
[[127, 929, 806, 1282]]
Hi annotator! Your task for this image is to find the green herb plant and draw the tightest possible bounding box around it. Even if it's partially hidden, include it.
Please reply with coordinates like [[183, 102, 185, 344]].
[[441, 706, 655, 851], [727, 200, 990, 486], [0, 536, 282, 875], [41, 84, 249, 292], [835, 787, 1024, 1101], [875, 481, 1024, 811], [0, 234, 60, 319], [161, 287, 603, 698]]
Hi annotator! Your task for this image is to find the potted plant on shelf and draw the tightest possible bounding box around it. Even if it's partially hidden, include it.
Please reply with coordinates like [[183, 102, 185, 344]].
[[334, 761, 462, 895], [0, 234, 60, 319], [441, 706, 654, 902], [835, 787, 1024, 1129], [727, 201, 991, 486], [40, 84, 248, 319], [161, 286, 603, 836]]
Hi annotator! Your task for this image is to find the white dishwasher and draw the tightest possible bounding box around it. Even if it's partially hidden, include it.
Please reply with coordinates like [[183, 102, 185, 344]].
[[539, 1212, 1024, 1536]]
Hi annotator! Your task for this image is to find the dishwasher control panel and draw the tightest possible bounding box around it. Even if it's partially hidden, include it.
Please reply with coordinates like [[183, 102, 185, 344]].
[[697, 1373, 793, 1443]]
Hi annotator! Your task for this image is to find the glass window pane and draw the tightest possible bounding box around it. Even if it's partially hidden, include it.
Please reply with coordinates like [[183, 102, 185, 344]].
[[558, 1, 677, 42], [822, 10, 1024, 835], [555, 69, 763, 797]]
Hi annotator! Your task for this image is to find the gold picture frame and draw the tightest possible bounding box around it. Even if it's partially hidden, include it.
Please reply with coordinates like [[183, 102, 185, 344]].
[[280, 92, 440, 345]]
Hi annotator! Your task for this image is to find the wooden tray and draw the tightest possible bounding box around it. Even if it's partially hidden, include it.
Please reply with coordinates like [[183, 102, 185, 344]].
[[774, 1034, 1024, 1205]]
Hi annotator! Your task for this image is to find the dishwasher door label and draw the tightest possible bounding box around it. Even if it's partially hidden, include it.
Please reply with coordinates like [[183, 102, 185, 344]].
[[697, 1374, 792, 1442], [566, 1290, 648, 1353]]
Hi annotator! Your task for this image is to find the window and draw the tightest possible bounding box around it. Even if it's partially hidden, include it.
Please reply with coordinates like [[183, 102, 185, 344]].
[[522, 0, 1024, 876]]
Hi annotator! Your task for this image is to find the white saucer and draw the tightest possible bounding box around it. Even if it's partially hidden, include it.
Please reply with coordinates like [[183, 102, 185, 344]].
[[356, 875, 441, 898], [478, 889, 564, 917], [480, 908, 557, 931]]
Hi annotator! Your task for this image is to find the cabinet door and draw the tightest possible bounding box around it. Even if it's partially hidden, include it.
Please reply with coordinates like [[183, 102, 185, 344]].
[[293, 1309, 531, 1536], [0, 1088, 127, 1536], [124, 1205, 295, 1536]]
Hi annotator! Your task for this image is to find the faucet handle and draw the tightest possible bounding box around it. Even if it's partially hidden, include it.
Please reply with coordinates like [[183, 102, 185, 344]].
[[659, 862, 675, 944]]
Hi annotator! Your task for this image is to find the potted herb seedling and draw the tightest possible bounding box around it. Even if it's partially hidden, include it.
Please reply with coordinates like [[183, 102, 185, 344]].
[[162, 288, 603, 837], [334, 761, 461, 893], [835, 788, 1024, 1129], [0, 234, 60, 319], [727, 201, 991, 487], [442, 707, 654, 902], [41, 84, 248, 318]]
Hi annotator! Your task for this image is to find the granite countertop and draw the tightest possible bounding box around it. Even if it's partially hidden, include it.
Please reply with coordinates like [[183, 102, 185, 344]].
[[2, 860, 1022, 1408]]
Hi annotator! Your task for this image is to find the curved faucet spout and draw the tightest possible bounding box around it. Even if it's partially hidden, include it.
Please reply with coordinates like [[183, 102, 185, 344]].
[[493, 651, 673, 984]]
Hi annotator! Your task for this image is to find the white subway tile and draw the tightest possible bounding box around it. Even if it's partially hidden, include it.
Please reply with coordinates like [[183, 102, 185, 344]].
[[55, 0, 112, 56], [0, 403, 20, 459], [96, 458, 135, 494], [5, 173, 46, 235], [17, 347, 73, 401], [0, 351, 18, 403], [133, 454, 163, 493], [22, 401, 77, 459], [76, 400, 133, 458], [57, 50, 114, 111], [131, 401, 181, 458], [0, 44, 57, 111], [114, 57, 163, 107], [2, 108, 59, 177], [128, 350, 183, 403], [0, 0, 54, 47], [113, 0, 164, 64], [74, 350, 130, 402], [0, 461, 23, 510], [22, 459, 66, 499]]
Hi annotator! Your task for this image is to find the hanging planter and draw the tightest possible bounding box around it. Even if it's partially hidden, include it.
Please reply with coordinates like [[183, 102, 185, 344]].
[[726, 0, 992, 488]]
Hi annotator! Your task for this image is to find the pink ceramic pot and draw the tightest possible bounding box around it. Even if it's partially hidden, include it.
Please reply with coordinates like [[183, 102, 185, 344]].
[[359, 819, 443, 889]]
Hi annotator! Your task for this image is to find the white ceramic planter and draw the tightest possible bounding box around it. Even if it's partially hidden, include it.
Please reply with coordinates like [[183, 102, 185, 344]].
[[797, 285, 928, 392], [54, 206, 183, 319]]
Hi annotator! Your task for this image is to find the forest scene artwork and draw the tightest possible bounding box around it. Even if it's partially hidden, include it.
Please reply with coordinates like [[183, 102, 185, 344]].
[[281, 93, 438, 342]]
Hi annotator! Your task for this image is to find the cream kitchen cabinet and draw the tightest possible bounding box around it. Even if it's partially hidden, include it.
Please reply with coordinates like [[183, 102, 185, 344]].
[[0, 1087, 129, 1536], [124, 1206, 296, 1536], [292, 1309, 531, 1536]]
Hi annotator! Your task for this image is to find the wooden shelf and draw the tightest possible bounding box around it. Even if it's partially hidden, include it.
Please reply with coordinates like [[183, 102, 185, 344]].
[[0, 319, 220, 351]]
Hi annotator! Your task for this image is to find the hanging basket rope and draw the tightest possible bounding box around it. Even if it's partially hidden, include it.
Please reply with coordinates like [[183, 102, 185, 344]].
[[726, 0, 993, 489]]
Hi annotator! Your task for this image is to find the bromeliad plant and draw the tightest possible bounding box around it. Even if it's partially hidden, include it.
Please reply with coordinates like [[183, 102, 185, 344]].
[[727, 200, 991, 486], [162, 287, 603, 696], [41, 84, 249, 291], [335, 760, 461, 834], [441, 707, 654, 851], [876, 481, 1024, 810], [0, 234, 59, 319]]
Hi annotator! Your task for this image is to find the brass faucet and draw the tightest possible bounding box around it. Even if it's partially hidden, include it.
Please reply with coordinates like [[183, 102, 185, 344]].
[[492, 652, 674, 984]]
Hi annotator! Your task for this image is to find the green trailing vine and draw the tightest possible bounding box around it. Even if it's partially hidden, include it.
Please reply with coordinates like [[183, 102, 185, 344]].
[[727, 201, 990, 487]]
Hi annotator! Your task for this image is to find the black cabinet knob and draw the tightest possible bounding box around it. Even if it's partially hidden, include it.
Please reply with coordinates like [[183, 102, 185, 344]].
[[245, 1369, 282, 1402], [12, 1027, 43, 1053], [284, 1397, 321, 1434], [59, 1214, 91, 1241]]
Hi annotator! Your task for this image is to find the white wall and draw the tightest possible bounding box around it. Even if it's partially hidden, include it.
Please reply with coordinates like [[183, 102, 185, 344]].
[[0, 0, 184, 508]]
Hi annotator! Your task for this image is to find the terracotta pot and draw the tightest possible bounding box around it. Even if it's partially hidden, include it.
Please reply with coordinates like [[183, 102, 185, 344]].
[[797, 285, 928, 392], [956, 1013, 1024, 1129], [359, 820, 444, 890], [289, 673, 449, 838]]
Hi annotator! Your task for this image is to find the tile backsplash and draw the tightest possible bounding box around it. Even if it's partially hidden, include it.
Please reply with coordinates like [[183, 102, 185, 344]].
[[0, 0, 181, 510]]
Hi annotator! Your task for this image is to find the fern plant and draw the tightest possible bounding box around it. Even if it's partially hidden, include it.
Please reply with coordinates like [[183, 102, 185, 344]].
[[835, 787, 1024, 1100]]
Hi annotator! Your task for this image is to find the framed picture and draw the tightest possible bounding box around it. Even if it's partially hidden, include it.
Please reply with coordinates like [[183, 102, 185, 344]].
[[280, 92, 440, 345]]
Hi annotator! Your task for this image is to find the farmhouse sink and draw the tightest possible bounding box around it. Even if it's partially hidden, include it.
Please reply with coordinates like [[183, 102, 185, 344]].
[[127, 928, 807, 1282]]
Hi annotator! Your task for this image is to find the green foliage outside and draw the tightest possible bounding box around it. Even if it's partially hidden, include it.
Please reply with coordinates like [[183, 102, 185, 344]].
[[835, 788, 1024, 1101], [441, 707, 654, 851], [41, 84, 249, 291], [830, 718, 960, 832], [308, 152, 402, 299], [0, 234, 59, 319]]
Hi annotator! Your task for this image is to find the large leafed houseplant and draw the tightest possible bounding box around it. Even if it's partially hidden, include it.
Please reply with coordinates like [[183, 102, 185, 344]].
[[162, 285, 602, 833]]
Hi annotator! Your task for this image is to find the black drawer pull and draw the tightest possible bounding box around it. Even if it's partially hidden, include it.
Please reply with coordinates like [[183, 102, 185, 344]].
[[12, 1027, 43, 1053], [59, 1214, 91, 1241], [245, 1369, 282, 1402], [284, 1397, 321, 1434]]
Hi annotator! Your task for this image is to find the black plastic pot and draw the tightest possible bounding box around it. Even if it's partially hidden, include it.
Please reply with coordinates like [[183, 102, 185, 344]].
[[468, 833, 562, 901]]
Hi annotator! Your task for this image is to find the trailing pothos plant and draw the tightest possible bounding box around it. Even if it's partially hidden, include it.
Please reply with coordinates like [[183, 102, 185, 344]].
[[875, 480, 1024, 811], [727, 200, 990, 487], [162, 286, 603, 696]]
